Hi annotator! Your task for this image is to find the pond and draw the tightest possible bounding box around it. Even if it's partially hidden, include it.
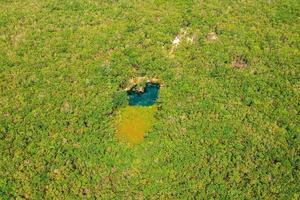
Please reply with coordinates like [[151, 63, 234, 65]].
[[127, 82, 160, 106]]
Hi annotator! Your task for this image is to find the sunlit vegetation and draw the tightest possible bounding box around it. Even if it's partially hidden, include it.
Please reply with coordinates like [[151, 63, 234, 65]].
[[115, 106, 157, 144], [0, 0, 299, 199]]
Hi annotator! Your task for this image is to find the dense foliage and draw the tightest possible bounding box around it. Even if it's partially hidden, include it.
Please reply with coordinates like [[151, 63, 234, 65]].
[[0, 0, 299, 199]]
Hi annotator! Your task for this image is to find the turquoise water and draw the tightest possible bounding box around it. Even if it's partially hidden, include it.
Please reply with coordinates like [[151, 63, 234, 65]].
[[127, 83, 160, 106]]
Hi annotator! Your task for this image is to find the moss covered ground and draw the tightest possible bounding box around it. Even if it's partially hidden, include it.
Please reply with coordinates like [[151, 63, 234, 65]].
[[0, 0, 299, 199], [115, 106, 157, 144]]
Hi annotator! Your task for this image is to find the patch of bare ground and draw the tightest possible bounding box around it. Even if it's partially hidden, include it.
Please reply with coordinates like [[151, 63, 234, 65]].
[[206, 32, 218, 41], [231, 56, 248, 68], [169, 28, 197, 56]]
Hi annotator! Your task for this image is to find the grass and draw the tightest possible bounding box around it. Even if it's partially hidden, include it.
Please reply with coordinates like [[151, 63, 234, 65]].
[[0, 0, 299, 199], [115, 106, 157, 144]]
